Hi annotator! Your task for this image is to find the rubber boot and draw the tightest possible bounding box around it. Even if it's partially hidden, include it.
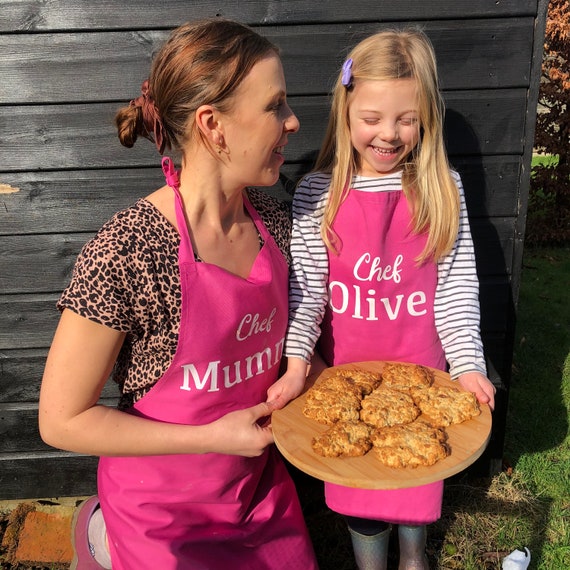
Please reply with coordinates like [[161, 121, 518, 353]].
[[348, 525, 391, 570], [398, 524, 429, 570]]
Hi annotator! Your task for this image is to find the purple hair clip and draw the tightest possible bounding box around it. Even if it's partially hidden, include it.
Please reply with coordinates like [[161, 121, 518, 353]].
[[341, 58, 353, 87]]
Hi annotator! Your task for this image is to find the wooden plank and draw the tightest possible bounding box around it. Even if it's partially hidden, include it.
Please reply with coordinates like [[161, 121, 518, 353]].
[[0, 19, 534, 104], [453, 156, 521, 218], [0, 404, 55, 454], [0, 0, 539, 33], [0, 339, 511, 405], [479, 278, 513, 334], [0, 350, 48, 403], [0, 349, 119, 403], [0, 271, 513, 353], [0, 157, 519, 237], [0, 215, 515, 296], [0, 401, 118, 454], [0, 91, 528, 172], [0, 294, 60, 351], [482, 332, 512, 381], [0, 233, 88, 294], [471, 218, 515, 278], [0, 453, 98, 500], [0, 168, 297, 236]]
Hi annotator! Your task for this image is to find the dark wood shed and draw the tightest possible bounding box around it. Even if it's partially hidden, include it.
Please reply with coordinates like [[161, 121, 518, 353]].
[[0, 0, 548, 500]]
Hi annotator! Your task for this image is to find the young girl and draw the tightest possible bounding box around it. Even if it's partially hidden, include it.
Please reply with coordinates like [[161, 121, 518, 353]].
[[39, 19, 317, 570], [273, 28, 496, 569]]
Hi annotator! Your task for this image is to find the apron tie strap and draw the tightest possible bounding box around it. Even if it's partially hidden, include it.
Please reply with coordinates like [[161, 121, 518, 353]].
[[162, 156, 180, 189]]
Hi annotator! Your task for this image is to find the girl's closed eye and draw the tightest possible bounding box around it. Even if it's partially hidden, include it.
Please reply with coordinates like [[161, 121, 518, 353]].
[[400, 116, 419, 126]]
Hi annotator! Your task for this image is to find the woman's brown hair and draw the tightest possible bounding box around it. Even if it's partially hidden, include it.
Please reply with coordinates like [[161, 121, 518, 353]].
[[115, 19, 279, 153]]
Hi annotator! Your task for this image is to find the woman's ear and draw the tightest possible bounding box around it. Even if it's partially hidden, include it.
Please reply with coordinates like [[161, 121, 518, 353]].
[[195, 104, 224, 151]]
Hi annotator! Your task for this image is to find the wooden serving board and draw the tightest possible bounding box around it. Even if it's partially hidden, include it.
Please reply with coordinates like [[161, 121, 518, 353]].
[[272, 361, 492, 490]]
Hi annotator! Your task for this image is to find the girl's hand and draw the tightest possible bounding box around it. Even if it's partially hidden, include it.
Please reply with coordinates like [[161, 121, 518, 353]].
[[457, 371, 496, 411], [266, 368, 306, 410], [207, 402, 275, 457]]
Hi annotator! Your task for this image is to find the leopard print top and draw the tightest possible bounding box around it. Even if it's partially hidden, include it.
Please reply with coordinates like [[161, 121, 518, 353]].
[[58, 188, 292, 409]]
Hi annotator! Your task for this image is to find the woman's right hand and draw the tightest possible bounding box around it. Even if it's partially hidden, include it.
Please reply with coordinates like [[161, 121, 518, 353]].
[[206, 402, 275, 457]]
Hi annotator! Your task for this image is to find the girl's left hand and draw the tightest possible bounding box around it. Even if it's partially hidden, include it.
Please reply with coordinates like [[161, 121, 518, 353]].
[[457, 371, 496, 411], [266, 368, 306, 411]]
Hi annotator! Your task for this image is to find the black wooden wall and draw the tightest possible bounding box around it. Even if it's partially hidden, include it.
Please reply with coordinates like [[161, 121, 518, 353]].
[[0, 1, 548, 499]]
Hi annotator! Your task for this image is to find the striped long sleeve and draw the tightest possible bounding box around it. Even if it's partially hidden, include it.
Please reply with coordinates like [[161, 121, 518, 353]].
[[435, 172, 487, 378], [284, 173, 331, 362]]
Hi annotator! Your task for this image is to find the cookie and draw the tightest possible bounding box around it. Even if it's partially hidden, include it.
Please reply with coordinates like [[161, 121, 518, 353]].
[[381, 362, 434, 392], [321, 373, 368, 397], [359, 386, 420, 428], [337, 369, 383, 395], [312, 421, 372, 457], [302, 384, 362, 425], [370, 420, 449, 468], [411, 385, 481, 426]]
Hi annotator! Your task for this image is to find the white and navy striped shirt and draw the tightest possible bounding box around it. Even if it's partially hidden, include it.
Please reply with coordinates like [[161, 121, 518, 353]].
[[284, 170, 487, 379]]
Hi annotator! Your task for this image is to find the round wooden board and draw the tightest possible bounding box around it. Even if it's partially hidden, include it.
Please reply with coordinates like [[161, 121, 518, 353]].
[[272, 361, 492, 490]]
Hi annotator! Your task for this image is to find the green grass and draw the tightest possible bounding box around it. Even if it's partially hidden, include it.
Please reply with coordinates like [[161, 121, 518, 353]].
[[503, 247, 570, 568], [532, 154, 559, 168]]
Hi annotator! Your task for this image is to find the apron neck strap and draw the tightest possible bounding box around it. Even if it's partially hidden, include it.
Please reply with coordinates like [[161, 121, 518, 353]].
[[161, 157, 194, 263]]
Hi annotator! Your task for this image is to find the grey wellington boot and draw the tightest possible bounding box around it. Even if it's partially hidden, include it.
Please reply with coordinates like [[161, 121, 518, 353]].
[[398, 524, 429, 570], [348, 526, 391, 570]]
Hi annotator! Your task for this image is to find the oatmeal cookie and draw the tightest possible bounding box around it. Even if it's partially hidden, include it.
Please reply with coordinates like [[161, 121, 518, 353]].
[[303, 384, 362, 425], [321, 373, 367, 397], [359, 387, 420, 428], [411, 385, 481, 426], [370, 420, 449, 468], [312, 421, 372, 457], [381, 362, 434, 392], [336, 369, 383, 395]]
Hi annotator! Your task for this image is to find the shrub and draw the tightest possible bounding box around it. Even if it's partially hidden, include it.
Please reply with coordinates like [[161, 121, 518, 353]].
[[527, 0, 570, 246]]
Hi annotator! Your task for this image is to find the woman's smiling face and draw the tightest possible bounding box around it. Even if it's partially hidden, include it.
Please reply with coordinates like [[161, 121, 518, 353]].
[[348, 78, 420, 177], [220, 54, 300, 188]]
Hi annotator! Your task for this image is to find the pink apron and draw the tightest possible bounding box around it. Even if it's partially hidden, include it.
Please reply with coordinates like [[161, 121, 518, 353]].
[[98, 158, 317, 569], [319, 185, 446, 525]]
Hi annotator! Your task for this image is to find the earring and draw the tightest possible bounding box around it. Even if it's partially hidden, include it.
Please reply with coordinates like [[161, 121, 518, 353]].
[[215, 135, 224, 154]]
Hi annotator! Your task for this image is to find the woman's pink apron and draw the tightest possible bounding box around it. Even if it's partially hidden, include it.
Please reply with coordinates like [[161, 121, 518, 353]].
[[98, 159, 317, 569], [319, 186, 446, 525]]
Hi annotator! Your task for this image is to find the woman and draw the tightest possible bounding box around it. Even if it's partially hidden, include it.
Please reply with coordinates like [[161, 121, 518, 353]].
[[39, 18, 317, 570]]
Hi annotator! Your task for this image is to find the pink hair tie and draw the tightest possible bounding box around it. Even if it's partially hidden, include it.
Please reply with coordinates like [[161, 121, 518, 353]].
[[130, 80, 168, 154]]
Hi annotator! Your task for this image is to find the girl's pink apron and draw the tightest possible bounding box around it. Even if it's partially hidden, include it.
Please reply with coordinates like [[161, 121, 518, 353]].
[[319, 186, 446, 525], [98, 159, 317, 569]]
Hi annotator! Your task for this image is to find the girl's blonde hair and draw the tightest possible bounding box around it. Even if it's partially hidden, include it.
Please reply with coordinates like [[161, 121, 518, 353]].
[[316, 28, 459, 262]]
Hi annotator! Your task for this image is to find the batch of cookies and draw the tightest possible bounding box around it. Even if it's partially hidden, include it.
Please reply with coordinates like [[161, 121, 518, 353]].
[[302, 362, 481, 468]]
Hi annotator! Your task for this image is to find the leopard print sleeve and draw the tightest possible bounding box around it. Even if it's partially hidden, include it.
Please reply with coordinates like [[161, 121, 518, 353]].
[[58, 200, 180, 337]]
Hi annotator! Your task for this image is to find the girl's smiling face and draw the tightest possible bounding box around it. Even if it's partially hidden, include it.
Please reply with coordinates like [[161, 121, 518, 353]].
[[348, 78, 421, 177]]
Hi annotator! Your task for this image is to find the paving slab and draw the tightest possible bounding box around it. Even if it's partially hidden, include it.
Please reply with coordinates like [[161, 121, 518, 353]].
[[0, 498, 86, 568]]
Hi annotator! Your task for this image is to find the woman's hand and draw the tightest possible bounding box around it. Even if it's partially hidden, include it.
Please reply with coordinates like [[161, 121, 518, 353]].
[[39, 309, 274, 458], [206, 402, 275, 457], [457, 371, 496, 411]]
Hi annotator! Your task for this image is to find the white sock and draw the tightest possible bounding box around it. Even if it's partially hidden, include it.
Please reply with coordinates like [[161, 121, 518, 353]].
[[87, 507, 113, 569]]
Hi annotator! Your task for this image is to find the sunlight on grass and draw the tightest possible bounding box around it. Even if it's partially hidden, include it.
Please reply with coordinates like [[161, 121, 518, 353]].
[[427, 247, 570, 569]]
